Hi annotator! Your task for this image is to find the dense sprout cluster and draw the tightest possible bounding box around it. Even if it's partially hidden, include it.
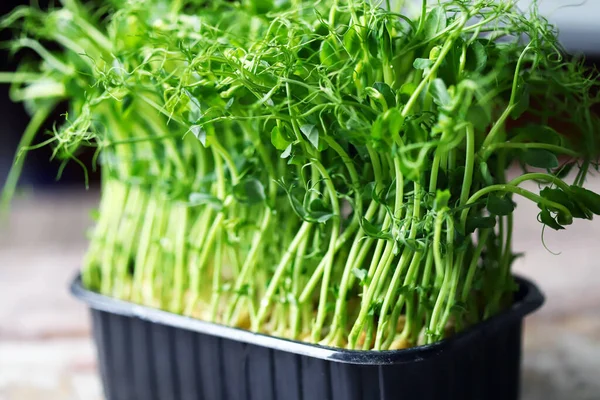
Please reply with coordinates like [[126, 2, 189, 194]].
[[2, 0, 600, 349]]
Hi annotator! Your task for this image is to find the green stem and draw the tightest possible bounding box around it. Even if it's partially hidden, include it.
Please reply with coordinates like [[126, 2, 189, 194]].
[[459, 124, 475, 206], [210, 229, 224, 322], [170, 204, 188, 313], [290, 226, 311, 339], [485, 214, 514, 318], [393, 250, 430, 347], [1, 104, 54, 214], [114, 185, 144, 299], [311, 160, 341, 342], [184, 209, 227, 315], [209, 137, 240, 185], [362, 316, 375, 350], [100, 181, 128, 295], [297, 218, 361, 303], [12, 38, 74, 74], [145, 195, 169, 305], [0, 72, 43, 83], [482, 143, 579, 160], [374, 248, 418, 349], [131, 194, 158, 303], [461, 229, 490, 302], [402, 37, 457, 118], [481, 44, 533, 149], [509, 173, 572, 192], [439, 251, 462, 334], [358, 215, 389, 305], [461, 184, 572, 228], [348, 236, 396, 348], [70, 13, 113, 53], [254, 221, 312, 331], [429, 153, 441, 192], [328, 200, 378, 344], [225, 209, 273, 324], [427, 208, 449, 342], [377, 181, 422, 348]]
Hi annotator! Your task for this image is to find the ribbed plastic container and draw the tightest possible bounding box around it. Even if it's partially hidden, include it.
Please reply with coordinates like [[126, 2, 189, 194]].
[[71, 275, 544, 400]]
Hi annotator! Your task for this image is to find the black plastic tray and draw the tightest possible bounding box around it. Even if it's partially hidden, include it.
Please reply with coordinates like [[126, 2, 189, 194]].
[[71, 275, 544, 400]]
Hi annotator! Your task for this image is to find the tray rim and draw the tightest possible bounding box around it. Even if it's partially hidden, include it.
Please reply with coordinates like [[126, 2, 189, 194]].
[[71, 273, 544, 365]]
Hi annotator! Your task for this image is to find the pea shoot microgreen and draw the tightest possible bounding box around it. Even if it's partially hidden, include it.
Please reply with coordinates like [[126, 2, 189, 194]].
[[2, 0, 599, 349]]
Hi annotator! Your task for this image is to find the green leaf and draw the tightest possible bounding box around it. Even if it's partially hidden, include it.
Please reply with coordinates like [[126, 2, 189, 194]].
[[190, 125, 207, 146], [434, 189, 450, 210], [510, 124, 563, 146], [539, 207, 564, 230], [467, 104, 492, 131], [287, 190, 309, 219], [523, 149, 558, 169], [343, 27, 361, 56], [271, 126, 290, 150], [466, 41, 487, 73], [233, 284, 250, 296], [189, 192, 223, 210], [371, 115, 385, 142], [319, 37, 337, 67], [399, 238, 425, 252], [413, 58, 433, 70], [540, 187, 571, 208], [423, 7, 447, 40], [184, 88, 202, 122], [362, 181, 376, 201], [399, 82, 417, 104], [430, 78, 451, 107], [309, 198, 328, 212], [569, 185, 600, 215], [288, 154, 306, 166], [313, 213, 335, 223], [372, 82, 396, 108], [246, 0, 273, 14], [465, 216, 496, 234], [121, 94, 134, 113], [367, 299, 383, 316], [281, 144, 293, 159], [308, 199, 335, 223], [397, 285, 418, 296], [569, 198, 593, 220], [352, 268, 368, 284], [366, 28, 379, 59], [384, 108, 404, 136], [300, 124, 319, 149], [403, 118, 428, 143], [486, 195, 515, 216], [436, 40, 462, 84], [361, 217, 392, 240], [233, 178, 266, 204], [183, 89, 201, 110], [284, 186, 335, 223]]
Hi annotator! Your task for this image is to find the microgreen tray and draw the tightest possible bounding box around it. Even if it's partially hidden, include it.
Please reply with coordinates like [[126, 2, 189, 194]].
[[71, 275, 543, 400]]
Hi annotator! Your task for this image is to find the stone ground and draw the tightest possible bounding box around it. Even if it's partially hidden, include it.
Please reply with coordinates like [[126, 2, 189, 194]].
[[0, 176, 599, 400]]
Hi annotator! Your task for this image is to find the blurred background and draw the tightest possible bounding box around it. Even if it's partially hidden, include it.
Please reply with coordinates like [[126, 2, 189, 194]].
[[0, 1, 599, 399]]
